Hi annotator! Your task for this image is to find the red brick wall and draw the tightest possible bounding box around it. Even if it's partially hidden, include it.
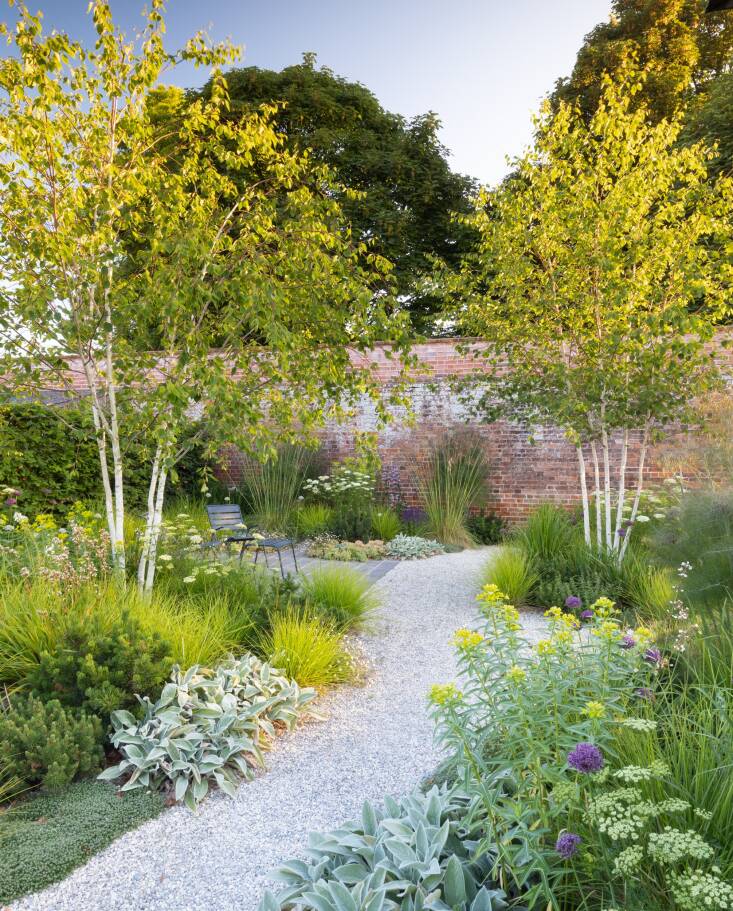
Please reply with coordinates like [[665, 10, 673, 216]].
[[218, 338, 728, 524]]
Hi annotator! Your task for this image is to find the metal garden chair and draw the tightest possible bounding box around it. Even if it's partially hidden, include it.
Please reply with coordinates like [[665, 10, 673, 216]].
[[205, 504, 298, 577]]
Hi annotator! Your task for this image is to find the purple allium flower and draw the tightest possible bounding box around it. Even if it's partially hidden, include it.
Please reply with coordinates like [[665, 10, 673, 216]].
[[567, 742, 604, 773], [5, 497, 17, 506], [555, 832, 582, 859], [620, 634, 636, 650], [617, 528, 627, 538], [580, 609, 594, 622], [635, 687, 655, 701], [565, 596, 582, 610], [644, 647, 662, 666]]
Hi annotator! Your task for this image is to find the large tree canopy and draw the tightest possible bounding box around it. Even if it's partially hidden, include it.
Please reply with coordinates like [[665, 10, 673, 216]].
[[194, 56, 478, 335], [552, 0, 733, 123]]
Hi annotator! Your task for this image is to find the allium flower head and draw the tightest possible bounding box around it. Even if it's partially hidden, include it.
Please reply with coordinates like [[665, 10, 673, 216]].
[[644, 647, 662, 666], [580, 609, 594, 621], [635, 686, 655, 701], [555, 832, 582, 859], [568, 742, 604, 773], [565, 595, 582, 610], [620, 634, 636, 649]]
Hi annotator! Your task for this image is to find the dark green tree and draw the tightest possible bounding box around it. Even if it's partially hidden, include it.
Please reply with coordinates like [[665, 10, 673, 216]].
[[194, 56, 478, 335], [553, 0, 733, 122], [683, 71, 733, 176]]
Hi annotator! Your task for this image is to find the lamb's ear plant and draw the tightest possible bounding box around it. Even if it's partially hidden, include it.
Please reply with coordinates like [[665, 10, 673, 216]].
[[100, 655, 314, 809], [260, 785, 528, 911]]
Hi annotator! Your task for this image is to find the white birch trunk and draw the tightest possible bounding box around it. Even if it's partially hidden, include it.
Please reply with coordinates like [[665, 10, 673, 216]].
[[590, 440, 602, 551], [143, 465, 168, 594], [105, 332, 125, 570], [612, 429, 629, 554], [600, 423, 613, 551], [137, 447, 162, 591], [576, 444, 591, 546], [619, 426, 651, 561]]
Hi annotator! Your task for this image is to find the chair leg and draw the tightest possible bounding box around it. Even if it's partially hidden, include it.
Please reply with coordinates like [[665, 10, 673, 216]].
[[263, 547, 269, 568], [276, 547, 285, 579], [254, 548, 260, 566], [291, 541, 299, 573]]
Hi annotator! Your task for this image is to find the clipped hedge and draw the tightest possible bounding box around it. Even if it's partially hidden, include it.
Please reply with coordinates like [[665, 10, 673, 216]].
[[0, 403, 207, 517]]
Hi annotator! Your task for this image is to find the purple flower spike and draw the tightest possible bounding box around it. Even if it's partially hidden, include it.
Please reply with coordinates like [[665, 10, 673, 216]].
[[580, 609, 594, 622], [565, 596, 582, 610], [644, 647, 662, 666], [617, 528, 627, 538], [567, 742, 604, 773], [555, 832, 582, 859], [620, 634, 636, 650], [635, 687, 655, 701]]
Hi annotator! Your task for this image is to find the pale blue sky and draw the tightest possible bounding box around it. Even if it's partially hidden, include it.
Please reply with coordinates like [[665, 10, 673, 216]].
[[21, 1, 613, 185]]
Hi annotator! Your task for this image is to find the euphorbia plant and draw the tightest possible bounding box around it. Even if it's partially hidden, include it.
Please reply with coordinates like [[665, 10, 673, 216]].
[[0, 1, 412, 591], [446, 63, 733, 558]]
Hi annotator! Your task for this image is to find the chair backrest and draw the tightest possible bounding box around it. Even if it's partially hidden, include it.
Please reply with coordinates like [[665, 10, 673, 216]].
[[206, 504, 247, 531]]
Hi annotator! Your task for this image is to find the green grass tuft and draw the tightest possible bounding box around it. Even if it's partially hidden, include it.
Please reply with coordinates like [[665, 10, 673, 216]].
[[262, 608, 354, 688], [480, 547, 538, 607], [299, 566, 378, 630]]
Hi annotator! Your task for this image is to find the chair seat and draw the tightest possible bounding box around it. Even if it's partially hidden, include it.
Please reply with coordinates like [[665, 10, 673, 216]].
[[257, 537, 293, 549], [223, 533, 255, 544]]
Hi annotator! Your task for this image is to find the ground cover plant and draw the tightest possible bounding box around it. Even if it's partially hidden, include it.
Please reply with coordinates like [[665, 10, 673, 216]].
[[0, 780, 164, 905]]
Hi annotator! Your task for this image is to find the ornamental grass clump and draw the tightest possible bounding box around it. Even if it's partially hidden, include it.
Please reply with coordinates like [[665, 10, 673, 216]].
[[418, 433, 488, 548]]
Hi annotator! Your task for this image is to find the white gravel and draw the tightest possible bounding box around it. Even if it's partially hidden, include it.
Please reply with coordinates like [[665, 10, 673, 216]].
[[13, 547, 547, 911]]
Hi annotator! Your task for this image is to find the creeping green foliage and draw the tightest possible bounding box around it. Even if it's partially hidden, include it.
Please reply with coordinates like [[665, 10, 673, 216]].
[[26, 611, 174, 725], [467, 513, 505, 546], [0, 694, 103, 791], [0, 780, 164, 904], [101, 654, 315, 808], [260, 785, 521, 911], [307, 536, 387, 562]]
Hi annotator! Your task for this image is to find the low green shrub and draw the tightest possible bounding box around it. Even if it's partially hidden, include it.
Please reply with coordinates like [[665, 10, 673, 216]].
[[480, 547, 537, 607], [307, 536, 387, 562], [303, 466, 376, 542], [101, 655, 314, 808], [299, 566, 377, 629], [385, 533, 445, 559], [370, 507, 401, 541], [0, 694, 103, 791], [260, 785, 522, 911], [262, 609, 354, 688], [467, 512, 505, 545], [294, 502, 335, 540], [26, 611, 173, 725], [0, 779, 164, 904]]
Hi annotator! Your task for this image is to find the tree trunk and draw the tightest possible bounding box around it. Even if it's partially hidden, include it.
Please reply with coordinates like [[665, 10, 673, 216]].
[[143, 465, 168, 594], [590, 439, 602, 551], [612, 430, 629, 554], [619, 425, 651, 561], [600, 422, 613, 551], [576, 444, 591, 546], [137, 446, 162, 592]]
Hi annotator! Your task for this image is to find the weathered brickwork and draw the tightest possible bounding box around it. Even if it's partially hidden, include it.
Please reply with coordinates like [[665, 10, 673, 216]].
[[218, 338, 730, 524]]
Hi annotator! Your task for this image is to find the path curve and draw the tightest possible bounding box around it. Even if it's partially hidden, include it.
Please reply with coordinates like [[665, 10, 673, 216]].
[[14, 548, 545, 911]]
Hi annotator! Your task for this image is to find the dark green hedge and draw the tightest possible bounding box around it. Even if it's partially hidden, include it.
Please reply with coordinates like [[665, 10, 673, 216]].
[[0, 403, 206, 518]]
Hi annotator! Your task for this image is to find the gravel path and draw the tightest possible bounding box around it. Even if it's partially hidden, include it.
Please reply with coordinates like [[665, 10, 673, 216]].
[[13, 548, 547, 911]]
